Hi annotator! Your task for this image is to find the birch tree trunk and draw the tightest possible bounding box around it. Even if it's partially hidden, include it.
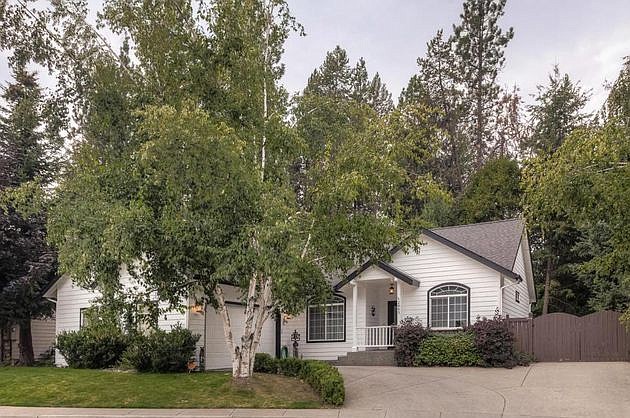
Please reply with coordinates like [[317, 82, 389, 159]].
[[214, 276, 273, 379]]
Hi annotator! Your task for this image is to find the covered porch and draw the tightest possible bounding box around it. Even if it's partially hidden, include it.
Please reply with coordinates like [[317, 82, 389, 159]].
[[334, 260, 420, 351]]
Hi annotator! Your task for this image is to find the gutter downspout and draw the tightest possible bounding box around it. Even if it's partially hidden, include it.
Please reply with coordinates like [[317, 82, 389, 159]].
[[499, 275, 522, 317]]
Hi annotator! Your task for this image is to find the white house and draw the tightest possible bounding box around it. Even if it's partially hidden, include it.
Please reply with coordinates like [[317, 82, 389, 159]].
[[44, 218, 534, 367], [280, 218, 535, 361]]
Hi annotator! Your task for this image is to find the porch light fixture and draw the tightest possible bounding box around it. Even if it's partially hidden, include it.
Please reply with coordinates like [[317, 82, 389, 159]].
[[388, 282, 395, 295], [191, 304, 204, 314]]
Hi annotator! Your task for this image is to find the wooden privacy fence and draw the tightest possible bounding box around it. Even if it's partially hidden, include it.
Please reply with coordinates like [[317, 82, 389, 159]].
[[507, 311, 630, 362]]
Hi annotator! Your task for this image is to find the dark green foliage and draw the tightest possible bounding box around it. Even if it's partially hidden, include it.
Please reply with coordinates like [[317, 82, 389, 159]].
[[0, 64, 60, 365], [277, 357, 304, 377], [394, 317, 429, 366], [253, 352, 278, 373], [458, 157, 521, 223], [469, 317, 517, 367], [121, 325, 199, 373], [56, 325, 129, 369], [254, 354, 345, 406], [415, 331, 481, 367], [453, 0, 514, 167], [607, 57, 630, 126], [525, 65, 591, 156]]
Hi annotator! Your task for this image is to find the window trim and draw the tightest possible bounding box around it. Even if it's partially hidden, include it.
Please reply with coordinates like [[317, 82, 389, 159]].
[[306, 294, 346, 343], [427, 283, 470, 330], [79, 308, 89, 329]]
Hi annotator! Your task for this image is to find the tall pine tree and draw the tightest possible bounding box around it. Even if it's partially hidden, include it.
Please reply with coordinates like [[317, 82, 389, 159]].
[[452, 0, 513, 168]]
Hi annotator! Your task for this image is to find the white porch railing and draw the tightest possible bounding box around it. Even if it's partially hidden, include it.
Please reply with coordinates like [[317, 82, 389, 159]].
[[356, 325, 396, 348]]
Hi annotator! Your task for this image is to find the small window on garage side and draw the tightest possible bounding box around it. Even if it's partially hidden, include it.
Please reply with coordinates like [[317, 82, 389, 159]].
[[515, 290, 520, 304], [79, 308, 90, 329], [307, 295, 345, 342]]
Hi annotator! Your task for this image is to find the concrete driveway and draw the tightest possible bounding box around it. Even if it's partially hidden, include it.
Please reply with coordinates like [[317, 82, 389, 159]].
[[338, 362, 630, 418]]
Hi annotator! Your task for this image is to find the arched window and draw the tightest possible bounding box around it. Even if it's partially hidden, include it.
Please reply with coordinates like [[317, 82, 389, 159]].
[[307, 295, 345, 342], [428, 284, 469, 329]]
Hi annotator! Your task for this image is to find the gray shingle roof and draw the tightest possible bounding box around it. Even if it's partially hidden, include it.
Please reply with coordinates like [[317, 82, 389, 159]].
[[429, 218, 524, 272]]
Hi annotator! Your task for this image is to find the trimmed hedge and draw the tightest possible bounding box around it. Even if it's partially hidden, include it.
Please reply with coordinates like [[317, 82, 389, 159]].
[[415, 331, 481, 367], [254, 353, 345, 406], [394, 317, 429, 366], [122, 325, 199, 372], [56, 326, 128, 369]]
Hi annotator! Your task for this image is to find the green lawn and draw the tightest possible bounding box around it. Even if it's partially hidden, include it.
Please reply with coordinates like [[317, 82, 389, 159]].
[[0, 367, 323, 409]]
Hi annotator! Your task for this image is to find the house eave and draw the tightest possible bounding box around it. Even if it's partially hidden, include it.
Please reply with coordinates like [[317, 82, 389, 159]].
[[334, 260, 420, 291]]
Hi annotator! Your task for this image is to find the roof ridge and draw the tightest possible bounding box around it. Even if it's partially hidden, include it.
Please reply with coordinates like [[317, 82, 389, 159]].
[[430, 217, 522, 231]]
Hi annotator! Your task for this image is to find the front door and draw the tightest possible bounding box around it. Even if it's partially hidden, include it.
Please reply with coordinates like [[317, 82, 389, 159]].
[[387, 301, 397, 326]]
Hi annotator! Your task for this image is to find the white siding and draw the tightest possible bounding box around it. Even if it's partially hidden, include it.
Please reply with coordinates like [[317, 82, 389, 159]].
[[282, 285, 363, 361], [396, 235, 501, 325], [30, 318, 56, 360], [502, 241, 531, 318], [186, 293, 205, 366], [54, 275, 101, 366]]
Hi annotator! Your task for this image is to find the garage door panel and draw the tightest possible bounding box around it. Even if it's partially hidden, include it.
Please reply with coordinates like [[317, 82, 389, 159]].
[[205, 305, 275, 369]]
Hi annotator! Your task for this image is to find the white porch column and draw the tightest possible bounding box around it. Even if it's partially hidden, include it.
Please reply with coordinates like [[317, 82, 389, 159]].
[[395, 278, 402, 323], [352, 281, 358, 351]]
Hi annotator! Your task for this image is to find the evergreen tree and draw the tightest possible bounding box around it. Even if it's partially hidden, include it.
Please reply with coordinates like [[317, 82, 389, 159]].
[[304, 46, 352, 98], [0, 65, 59, 365], [525, 65, 591, 156], [457, 157, 521, 223], [452, 0, 513, 168], [401, 30, 470, 194], [366, 72, 394, 115], [522, 66, 592, 315]]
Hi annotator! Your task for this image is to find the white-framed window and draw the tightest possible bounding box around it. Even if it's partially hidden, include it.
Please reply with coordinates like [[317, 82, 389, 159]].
[[307, 295, 345, 342], [79, 308, 90, 329], [515, 290, 520, 303], [428, 283, 469, 329]]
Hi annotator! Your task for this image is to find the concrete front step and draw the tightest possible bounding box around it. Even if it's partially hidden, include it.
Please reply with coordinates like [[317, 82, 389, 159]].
[[333, 349, 396, 366]]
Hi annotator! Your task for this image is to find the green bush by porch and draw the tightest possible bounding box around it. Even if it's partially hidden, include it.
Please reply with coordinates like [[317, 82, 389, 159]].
[[394, 316, 531, 368], [0, 367, 322, 409], [414, 331, 481, 366]]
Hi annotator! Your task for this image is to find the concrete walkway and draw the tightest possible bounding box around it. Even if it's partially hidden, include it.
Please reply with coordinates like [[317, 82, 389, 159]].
[[2, 362, 629, 418]]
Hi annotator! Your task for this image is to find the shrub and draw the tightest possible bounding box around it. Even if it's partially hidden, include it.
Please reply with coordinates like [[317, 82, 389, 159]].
[[394, 317, 429, 366], [277, 356, 305, 377], [415, 331, 481, 367], [469, 317, 517, 367], [56, 325, 128, 369], [299, 360, 345, 406], [254, 353, 279, 373], [254, 354, 345, 406], [122, 325, 199, 372]]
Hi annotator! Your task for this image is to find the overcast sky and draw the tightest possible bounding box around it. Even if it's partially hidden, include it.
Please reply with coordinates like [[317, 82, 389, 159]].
[[2, 0, 629, 113], [283, 0, 630, 112]]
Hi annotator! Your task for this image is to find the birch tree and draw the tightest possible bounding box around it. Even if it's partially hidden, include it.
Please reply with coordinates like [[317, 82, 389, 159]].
[[2, 0, 423, 379]]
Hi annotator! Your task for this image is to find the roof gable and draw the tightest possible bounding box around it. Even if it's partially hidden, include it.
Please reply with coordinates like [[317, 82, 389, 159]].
[[337, 218, 526, 290], [429, 218, 524, 272]]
